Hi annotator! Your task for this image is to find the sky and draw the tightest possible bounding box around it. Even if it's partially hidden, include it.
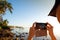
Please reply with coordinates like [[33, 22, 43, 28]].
[[3, 0, 55, 27], [2, 0, 60, 39]]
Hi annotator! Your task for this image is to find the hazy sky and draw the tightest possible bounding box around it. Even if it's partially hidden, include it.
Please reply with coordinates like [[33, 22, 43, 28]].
[[3, 0, 60, 39], [3, 0, 55, 27]]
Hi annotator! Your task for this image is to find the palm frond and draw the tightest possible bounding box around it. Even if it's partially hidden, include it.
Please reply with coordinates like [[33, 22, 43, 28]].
[[8, 8, 12, 13], [0, 0, 13, 14], [7, 3, 13, 13]]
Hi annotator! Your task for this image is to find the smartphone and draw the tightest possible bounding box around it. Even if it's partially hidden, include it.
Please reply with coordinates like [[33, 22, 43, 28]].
[[35, 23, 47, 30], [34, 23, 47, 37]]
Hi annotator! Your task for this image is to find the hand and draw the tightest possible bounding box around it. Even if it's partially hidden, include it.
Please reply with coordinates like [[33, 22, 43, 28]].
[[47, 23, 54, 36], [28, 22, 37, 40], [47, 23, 56, 40]]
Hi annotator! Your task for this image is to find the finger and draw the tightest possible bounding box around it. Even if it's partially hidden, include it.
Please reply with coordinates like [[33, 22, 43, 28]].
[[47, 24, 52, 28], [32, 22, 36, 27], [31, 25, 35, 30], [47, 25, 53, 30], [47, 23, 53, 28]]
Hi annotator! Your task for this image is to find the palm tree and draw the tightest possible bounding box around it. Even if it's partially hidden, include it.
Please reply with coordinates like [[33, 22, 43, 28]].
[[2, 19, 9, 26], [0, 0, 14, 38], [0, 0, 13, 24], [0, 0, 13, 29], [0, 0, 13, 15]]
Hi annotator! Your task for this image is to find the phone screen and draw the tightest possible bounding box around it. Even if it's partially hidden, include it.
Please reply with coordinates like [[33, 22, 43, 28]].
[[34, 23, 47, 37], [35, 23, 47, 30]]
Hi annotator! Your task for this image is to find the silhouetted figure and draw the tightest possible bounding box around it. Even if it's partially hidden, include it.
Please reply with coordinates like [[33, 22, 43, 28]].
[[48, 0, 60, 17], [48, 0, 60, 23]]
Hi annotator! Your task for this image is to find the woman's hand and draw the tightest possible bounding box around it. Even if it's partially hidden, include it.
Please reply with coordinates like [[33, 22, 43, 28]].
[[47, 23, 53, 35], [47, 23, 56, 40], [28, 22, 36, 40]]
